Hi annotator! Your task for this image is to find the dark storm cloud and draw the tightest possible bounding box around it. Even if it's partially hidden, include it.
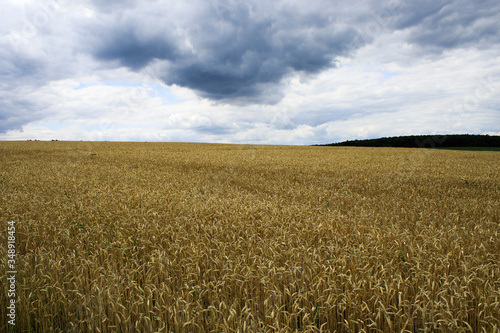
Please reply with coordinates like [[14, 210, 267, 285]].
[[89, 0, 363, 103], [392, 0, 500, 50], [0, 40, 58, 133], [94, 27, 178, 70], [0, 95, 41, 133], [85, 0, 500, 103]]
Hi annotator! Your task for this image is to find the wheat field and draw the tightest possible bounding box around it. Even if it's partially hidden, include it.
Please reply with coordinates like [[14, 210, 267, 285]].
[[0, 141, 499, 332]]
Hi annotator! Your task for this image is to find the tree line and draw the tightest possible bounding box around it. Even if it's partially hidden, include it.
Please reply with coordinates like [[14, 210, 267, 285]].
[[317, 134, 500, 148]]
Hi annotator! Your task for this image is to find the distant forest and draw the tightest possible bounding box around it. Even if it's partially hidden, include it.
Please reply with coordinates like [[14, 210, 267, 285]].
[[318, 134, 500, 149]]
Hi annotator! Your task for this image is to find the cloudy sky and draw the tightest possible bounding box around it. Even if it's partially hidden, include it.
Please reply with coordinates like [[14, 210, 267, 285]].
[[1, 0, 499, 144]]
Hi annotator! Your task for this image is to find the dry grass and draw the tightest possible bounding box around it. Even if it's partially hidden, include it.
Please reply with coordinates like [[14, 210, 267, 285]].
[[0, 141, 499, 332]]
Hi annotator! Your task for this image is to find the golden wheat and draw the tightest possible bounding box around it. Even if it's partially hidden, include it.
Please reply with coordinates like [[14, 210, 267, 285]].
[[0, 141, 499, 332]]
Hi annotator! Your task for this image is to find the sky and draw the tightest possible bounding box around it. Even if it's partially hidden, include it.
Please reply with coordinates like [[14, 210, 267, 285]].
[[1, 0, 499, 145]]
